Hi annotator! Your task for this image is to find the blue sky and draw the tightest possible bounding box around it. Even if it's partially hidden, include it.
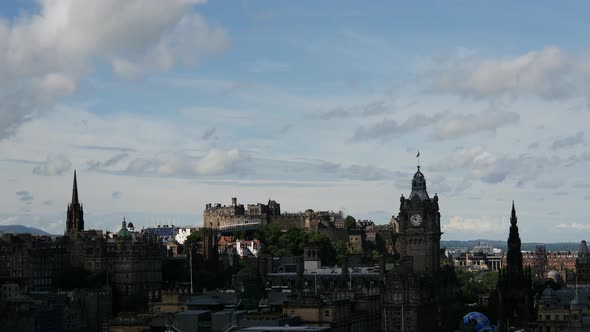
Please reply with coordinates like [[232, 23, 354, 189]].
[[1, 0, 590, 242]]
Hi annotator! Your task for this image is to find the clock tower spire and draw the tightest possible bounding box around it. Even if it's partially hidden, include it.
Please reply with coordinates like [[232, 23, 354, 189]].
[[394, 164, 442, 273]]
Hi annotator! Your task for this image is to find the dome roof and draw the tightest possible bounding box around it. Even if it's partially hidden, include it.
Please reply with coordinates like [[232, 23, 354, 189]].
[[117, 219, 131, 238], [409, 166, 430, 201]]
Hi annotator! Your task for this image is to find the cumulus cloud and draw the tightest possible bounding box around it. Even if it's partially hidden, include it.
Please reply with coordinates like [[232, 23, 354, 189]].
[[428, 46, 576, 100], [352, 112, 446, 141], [123, 148, 244, 177], [550, 131, 585, 150], [435, 146, 558, 185], [434, 110, 520, 140], [0, 0, 230, 139], [194, 149, 241, 175], [32, 155, 72, 176]]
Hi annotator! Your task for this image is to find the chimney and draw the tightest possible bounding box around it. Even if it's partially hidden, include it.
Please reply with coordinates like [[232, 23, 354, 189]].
[[232, 197, 237, 206]]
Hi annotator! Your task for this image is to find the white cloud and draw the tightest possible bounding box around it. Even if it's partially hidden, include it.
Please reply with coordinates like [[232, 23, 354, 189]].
[[32, 155, 72, 176], [0, 0, 230, 138], [194, 149, 242, 175], [427, 46, 590, 101], [444, 216, 505, 234], [556, 223, 590, 231]]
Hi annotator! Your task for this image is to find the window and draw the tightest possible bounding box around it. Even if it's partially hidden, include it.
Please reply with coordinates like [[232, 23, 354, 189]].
[[325, 310, 330, 318], [546, 315, 550, 320]]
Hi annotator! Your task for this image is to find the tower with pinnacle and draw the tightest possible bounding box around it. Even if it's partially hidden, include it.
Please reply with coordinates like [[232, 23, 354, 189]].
[[497, 202, 534, 331], [383, 161, 456, 332], [65, 170, 84, 235]]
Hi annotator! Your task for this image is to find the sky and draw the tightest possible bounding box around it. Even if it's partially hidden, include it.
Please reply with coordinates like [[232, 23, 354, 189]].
[[1, 0, 589, 242]]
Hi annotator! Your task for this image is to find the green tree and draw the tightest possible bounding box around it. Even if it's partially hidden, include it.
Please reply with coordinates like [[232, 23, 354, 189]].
[[479, 271, 498, 290], [345, 215, 356, 230], [335, 240, 348, 259], [184, 229, 202, 249]]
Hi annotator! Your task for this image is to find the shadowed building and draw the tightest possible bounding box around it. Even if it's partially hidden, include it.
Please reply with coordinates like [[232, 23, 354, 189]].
[[576, 240, 590, 285], [383, 166, 457, 332], [63, 171, 164, 311]]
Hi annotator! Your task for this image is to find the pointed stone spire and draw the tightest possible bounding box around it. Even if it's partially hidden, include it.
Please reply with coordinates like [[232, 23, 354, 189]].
[[65, 170, 84, 235], [72, 170, 79, 205], [507, 201, 523, 273], [511, 200, 517, 225]]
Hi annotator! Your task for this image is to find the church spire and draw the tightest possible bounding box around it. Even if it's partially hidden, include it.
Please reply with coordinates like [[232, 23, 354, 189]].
[[66, 170, 84, 235], [72, 170, 79, 205]]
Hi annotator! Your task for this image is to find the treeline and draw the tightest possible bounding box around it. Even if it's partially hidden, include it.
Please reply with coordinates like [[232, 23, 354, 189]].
[[254, 224, 341, 266]]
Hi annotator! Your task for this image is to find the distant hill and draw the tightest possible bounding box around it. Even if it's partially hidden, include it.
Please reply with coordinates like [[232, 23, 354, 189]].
[[0, 225, 53, 236], [441, 239, 580, 252]]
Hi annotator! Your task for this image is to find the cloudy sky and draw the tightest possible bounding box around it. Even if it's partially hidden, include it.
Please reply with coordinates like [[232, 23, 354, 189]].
[[1, 0, 589, 242]]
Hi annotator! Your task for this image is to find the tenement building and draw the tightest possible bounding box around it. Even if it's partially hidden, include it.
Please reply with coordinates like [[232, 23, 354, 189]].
[[64, 172, 164, 303], [64, 172, 165, 310], [383, 166, 456, 332]]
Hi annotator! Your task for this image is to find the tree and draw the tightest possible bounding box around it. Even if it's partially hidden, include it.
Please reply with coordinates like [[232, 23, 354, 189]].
[[335, 240, 348, 259], [345, 215, 356, 230], [184, 229, 202, 249]]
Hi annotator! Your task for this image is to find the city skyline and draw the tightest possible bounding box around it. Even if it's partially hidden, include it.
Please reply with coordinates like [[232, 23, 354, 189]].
[[1, 1, 590, 242]]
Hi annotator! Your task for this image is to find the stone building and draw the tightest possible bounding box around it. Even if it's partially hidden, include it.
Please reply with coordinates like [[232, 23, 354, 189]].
[[497, 203, 535, 331], [203, 198, 345, 241], [519, 250, 577, 275], [283, 291, 381, 332], [576, 240, 590, 285], [537, 286, 590, 331], [63, 172, 164, 308], [383, 166, 457, 332]]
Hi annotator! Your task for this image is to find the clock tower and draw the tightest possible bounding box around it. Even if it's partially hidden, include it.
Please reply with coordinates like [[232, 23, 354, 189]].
[[395, 165, 442, 274]]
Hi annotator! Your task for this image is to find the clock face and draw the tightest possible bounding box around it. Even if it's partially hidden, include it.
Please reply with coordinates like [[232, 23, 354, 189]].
[[410, 214, 423, 227]]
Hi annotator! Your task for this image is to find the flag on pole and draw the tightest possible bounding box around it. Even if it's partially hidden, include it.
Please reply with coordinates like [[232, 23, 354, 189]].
[[416, 151, 420, 157]]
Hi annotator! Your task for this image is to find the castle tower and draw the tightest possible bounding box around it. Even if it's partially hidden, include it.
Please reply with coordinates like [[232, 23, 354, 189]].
[[65, 170, 84, 235], [396, 166, 442, 273], [497, 202, 534, 331]]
